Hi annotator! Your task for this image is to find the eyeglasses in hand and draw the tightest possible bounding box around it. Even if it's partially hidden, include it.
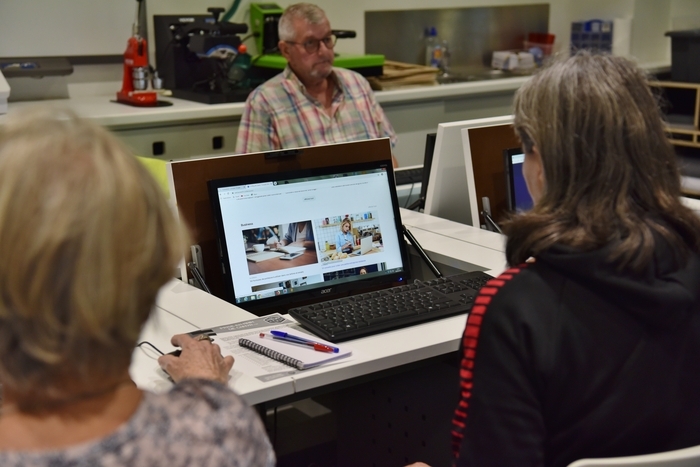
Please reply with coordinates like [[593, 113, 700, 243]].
[[286, 34, 337, 54]]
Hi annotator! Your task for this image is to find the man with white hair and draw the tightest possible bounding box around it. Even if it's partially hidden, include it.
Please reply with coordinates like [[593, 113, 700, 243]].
[[236, 3, 397, 165]]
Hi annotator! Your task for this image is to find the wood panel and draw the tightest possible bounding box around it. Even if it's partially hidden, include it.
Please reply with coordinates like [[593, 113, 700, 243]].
[[466, 124, 520, 226], [170, 139, 392, 299]]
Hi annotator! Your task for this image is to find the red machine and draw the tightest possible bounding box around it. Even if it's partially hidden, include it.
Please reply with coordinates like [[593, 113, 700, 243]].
[[117, 0, 157, 106]]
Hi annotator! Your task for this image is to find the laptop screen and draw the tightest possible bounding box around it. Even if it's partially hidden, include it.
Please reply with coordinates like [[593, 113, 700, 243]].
[[504, 148, 534, 212], [208, 159, 410, 314]]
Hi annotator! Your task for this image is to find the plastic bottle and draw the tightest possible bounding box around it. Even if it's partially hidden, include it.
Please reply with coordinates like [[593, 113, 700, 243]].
[[439, 39, 450, 75], [425, 27, 443, 68], [229, 44, 251, 87]]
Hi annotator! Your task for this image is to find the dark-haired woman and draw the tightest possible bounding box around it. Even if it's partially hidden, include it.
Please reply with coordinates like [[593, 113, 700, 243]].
[[449, 53, 700, 467]]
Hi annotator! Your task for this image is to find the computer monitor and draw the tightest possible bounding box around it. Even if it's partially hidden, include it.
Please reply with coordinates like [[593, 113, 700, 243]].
[[405, 132, 437, 211], [504, 147, 534, 212], [421, 133, 436, 200], [167, 138, 395, 299], [424, 115, 514, 226], [207, 158, 411, 315]]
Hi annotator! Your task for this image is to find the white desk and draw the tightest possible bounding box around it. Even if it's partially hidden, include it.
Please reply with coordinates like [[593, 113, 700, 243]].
[[131, 211, 506, 407], [400, 208, 507, 275], [131, 279, 298, 406], [682, 195, 700, 216], [129, 302, 199, 394]]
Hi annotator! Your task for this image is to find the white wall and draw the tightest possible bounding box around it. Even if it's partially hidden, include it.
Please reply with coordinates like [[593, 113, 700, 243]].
[[670, 0, 700, 30], [0, 1, 134, 58], [568, 0, 673, 65], [631, 0, 671, 65], [2, 0, 680, 64], [5, 0, 683, 100], [2, 0, 683, 63]]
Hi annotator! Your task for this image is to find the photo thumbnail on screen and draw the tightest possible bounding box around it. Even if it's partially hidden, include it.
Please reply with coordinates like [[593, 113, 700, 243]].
[[246, 274, 325, 301], [243, 220, 318, 275], [314, 213, 384, 262]]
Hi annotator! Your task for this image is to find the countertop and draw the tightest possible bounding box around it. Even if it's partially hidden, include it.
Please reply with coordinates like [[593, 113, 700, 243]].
[[0, 76, 529, 129], [0, 61, 669, 128]]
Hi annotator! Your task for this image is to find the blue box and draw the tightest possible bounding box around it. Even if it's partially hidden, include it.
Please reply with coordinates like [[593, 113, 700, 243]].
[[571, 20, 614, 54]]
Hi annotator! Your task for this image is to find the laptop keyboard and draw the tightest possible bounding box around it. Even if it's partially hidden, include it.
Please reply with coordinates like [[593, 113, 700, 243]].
[[289, 271, 492, 342], [394, 167, 424, 186]]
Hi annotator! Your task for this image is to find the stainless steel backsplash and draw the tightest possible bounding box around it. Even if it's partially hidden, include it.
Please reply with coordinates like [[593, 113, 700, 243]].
[[365, 4, 549, 74]]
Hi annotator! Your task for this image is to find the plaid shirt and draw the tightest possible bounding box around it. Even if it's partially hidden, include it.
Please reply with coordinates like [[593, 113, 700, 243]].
[[235, 66, 397, 154]]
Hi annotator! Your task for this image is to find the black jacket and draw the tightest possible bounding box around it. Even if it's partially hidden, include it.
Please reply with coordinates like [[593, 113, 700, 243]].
[[452, 242, 700, 467]]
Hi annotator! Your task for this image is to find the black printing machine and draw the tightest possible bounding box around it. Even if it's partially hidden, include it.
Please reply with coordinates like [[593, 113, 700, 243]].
[[153, 8, 253, 104]]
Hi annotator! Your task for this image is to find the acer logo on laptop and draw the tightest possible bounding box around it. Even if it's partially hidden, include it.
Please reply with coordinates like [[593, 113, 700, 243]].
[[321, 288, 333, 294]]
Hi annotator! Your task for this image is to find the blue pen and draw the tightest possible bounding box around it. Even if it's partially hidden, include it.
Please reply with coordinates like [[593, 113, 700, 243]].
[[270, 330, 340, 353], [260, 332, 336, 353]]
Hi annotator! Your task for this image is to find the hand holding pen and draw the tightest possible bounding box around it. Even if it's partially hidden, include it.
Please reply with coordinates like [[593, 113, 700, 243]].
[[260, 330, 339, 353]]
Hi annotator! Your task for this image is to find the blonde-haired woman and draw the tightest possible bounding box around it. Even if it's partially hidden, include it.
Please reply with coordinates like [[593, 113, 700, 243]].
[[335, 218, 354, 254], [0, 110, 274, 466]]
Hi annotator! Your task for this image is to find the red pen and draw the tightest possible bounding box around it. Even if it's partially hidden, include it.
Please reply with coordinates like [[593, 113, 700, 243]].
[[259, 332, 336, 353], [270, 330, 340, 353]]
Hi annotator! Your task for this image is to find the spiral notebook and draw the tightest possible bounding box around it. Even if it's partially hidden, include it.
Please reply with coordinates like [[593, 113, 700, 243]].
[[239, 327, 352, 370]]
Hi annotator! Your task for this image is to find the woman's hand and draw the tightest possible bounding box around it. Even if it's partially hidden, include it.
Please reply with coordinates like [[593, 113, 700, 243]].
[[158, 334, 234, 384]]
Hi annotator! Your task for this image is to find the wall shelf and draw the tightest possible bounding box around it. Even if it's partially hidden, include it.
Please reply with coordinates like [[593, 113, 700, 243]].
[[650, 81, 700, 148], [650, 81, 700, 196]]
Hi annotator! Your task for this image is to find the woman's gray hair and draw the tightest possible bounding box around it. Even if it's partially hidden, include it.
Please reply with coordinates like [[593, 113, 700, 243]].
[[504, 51, 700, 271], [0, 108, 186, 410], [278, 3, 328, 41]]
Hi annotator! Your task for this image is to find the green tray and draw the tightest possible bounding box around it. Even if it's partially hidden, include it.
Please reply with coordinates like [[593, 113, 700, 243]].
[[253, 53, 384, 70]]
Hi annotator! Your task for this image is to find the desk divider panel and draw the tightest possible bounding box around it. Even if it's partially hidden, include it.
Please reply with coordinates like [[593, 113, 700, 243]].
[[464, 124, 520, 227], [169, 139, 391, 300], [427, 115, 514, 227]]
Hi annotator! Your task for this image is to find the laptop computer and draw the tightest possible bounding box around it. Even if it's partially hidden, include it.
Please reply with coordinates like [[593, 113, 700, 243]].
[[278, 245, 306, 257], [350, 235, 373, 256], [207, 158, 411, 315]]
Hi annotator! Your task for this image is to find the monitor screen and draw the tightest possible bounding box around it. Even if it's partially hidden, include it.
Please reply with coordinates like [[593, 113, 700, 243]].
[[504, 148, 533, 212], [207, 160, 409, 313]]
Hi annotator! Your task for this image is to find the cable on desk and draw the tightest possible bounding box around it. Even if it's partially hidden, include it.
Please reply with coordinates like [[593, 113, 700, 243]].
[[136, 341, 165, 355], [405, 195, 425, 211], [481, 210, 503, 234], [403, 182, 416, 208], [188, 262, 211, 294], [402, 225, 443, 278]]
